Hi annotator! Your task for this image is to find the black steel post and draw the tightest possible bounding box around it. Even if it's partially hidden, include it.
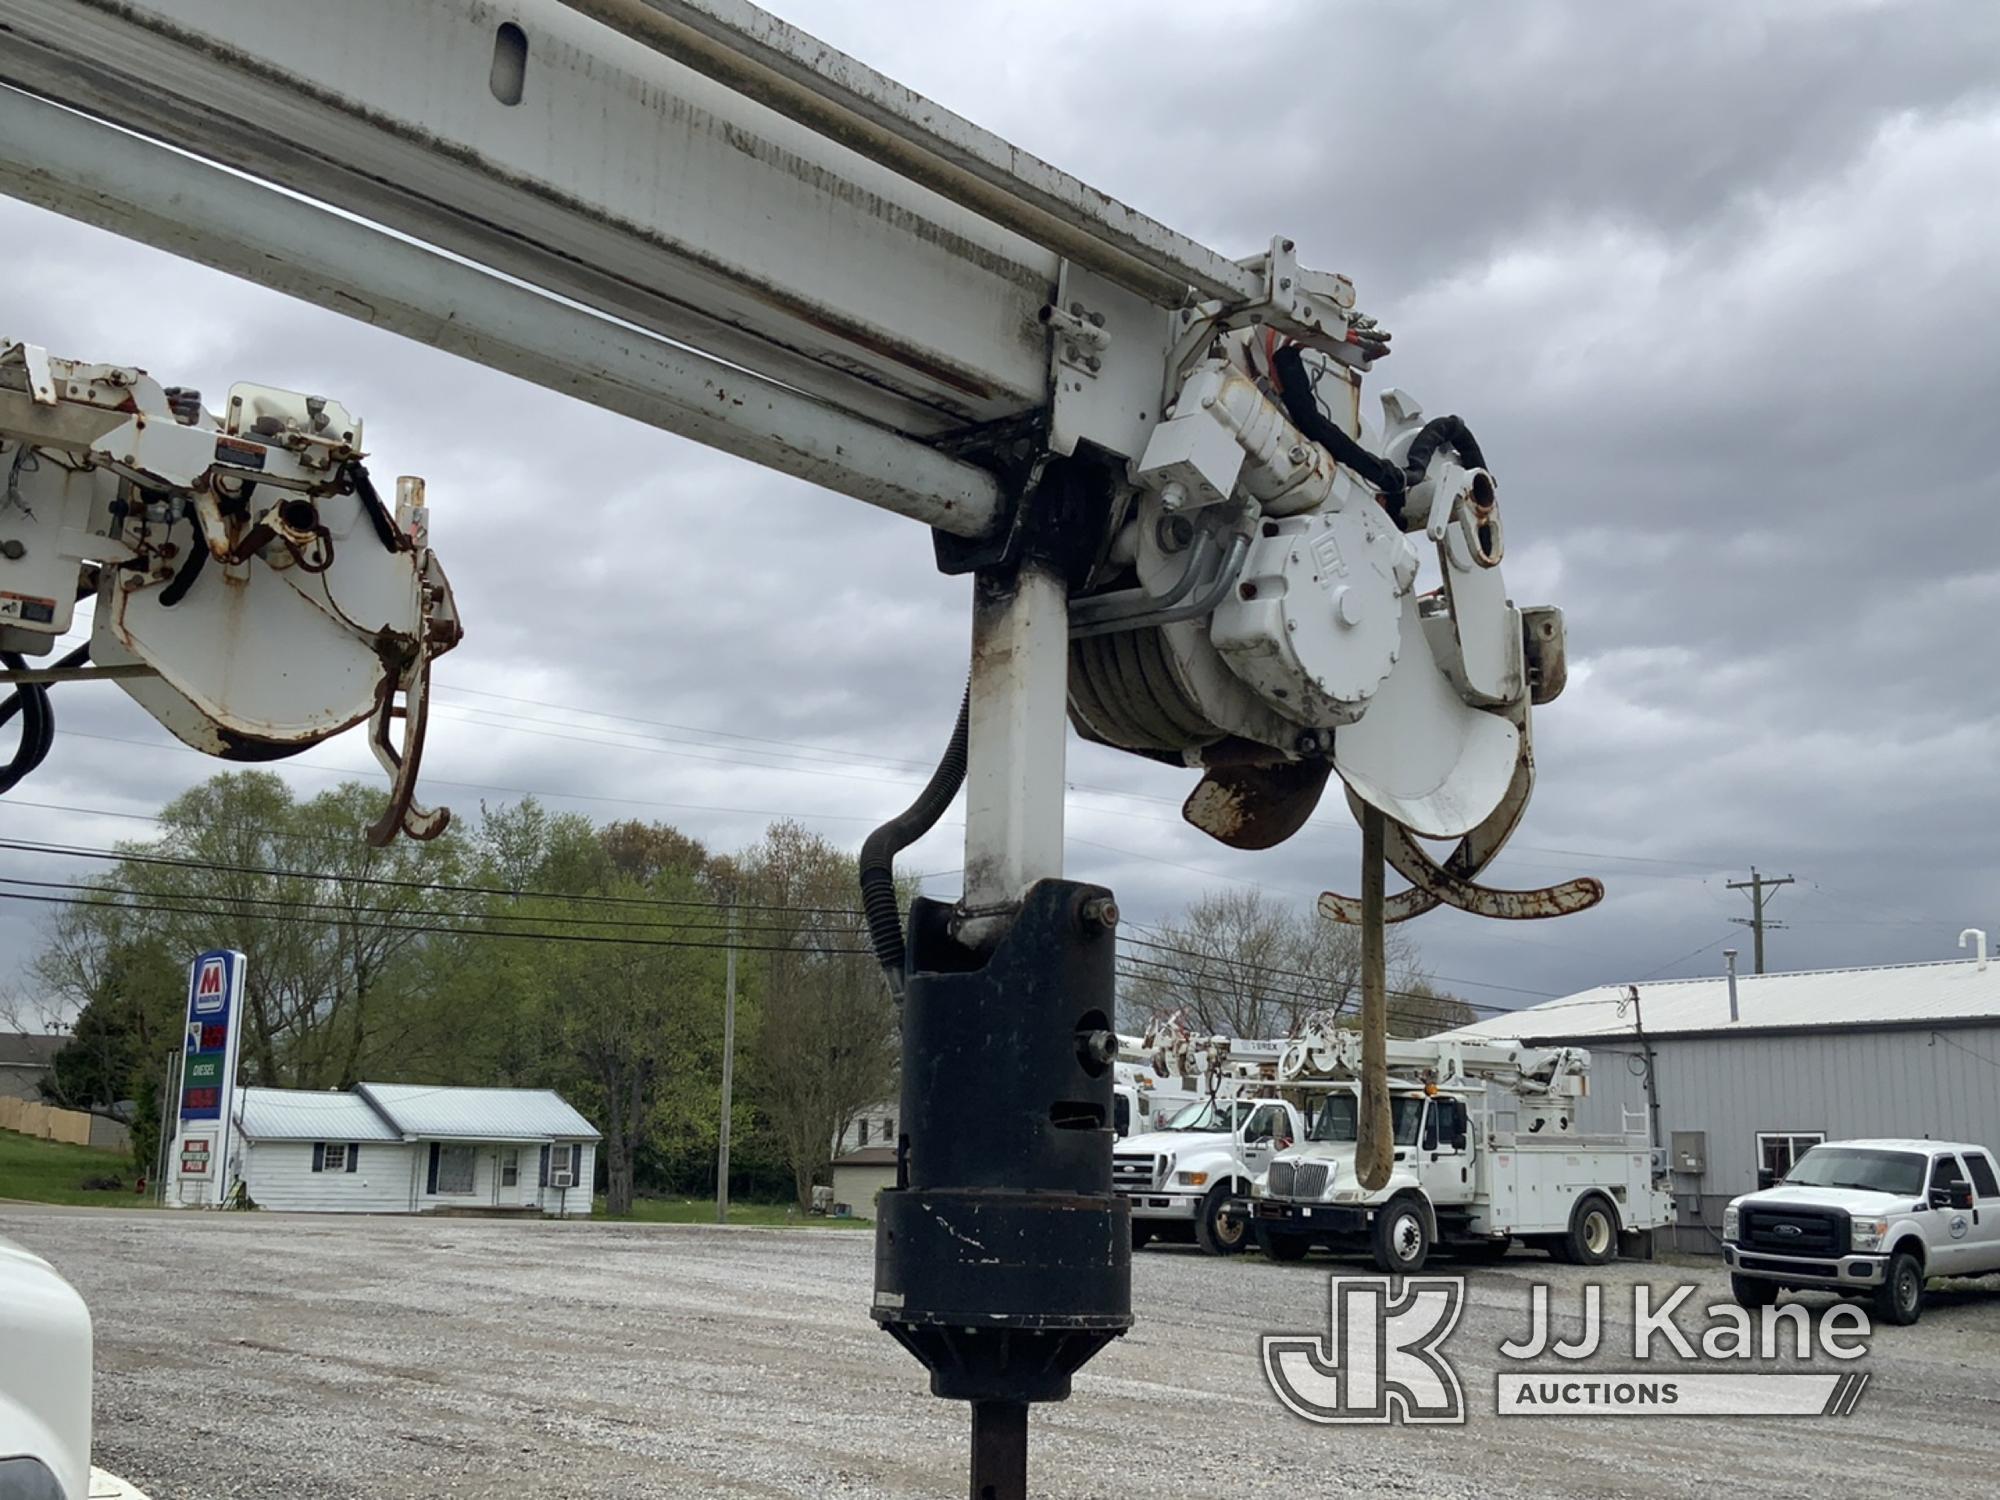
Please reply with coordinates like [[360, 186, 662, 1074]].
[[968, 1399, 1028, 1500]]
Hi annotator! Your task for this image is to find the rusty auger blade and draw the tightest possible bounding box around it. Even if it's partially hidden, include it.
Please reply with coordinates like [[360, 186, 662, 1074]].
[[1319, 804, 1603, 924]]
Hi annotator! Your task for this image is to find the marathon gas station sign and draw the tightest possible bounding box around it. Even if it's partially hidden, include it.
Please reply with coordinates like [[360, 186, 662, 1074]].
[[169, 949, 246, 1207]]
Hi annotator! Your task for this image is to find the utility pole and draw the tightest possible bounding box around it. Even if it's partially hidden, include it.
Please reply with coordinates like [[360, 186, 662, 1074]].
[[1726, 866, 1794, 975], [1622, 986, 1663, 1156], [715, 903, 738, 1225]]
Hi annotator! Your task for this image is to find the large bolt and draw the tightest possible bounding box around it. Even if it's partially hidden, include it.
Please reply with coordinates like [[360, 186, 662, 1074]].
[[1077, 1030, 1119, 1069], [1080, 895, 1120, 932]]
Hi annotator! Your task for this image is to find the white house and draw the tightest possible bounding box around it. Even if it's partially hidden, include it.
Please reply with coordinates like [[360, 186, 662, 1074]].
[[828, 1099, 899, 1215], [188, 1082, 600, 1215]]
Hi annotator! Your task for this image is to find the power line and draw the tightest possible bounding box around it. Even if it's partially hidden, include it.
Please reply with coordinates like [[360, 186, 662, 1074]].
[[0, 886, 874, 956], [1121, 927, 1561, 1000], [1114, 949, 1509, 1018], [1726, 867, 1795, 975], [0, 872, 862, 941], [0, 835, 868, 920]]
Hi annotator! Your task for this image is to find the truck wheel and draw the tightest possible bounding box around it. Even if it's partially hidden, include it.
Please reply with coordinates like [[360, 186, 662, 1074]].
[[1729, 1274, 1778, 1309], [1131, 1221, 1154, 1252], [1562, 1195, 1619, 1267], [1195, 1183, 1248, 1256], [1256, 1224, 1312, 1262], [1874, 1250, 1925, 1326], [1371, 1194, 1432, 1274]]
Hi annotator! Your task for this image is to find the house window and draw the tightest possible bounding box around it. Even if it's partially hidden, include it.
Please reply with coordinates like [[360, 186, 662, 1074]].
[[501, 1149, 520, 1188], [857, 1119, 869, 1147], [881, 1117, 893, 1140], [435, 1144, 476, 1194], [1756, 1132, 1824, 1181], [322, 1143, 348, 1172]]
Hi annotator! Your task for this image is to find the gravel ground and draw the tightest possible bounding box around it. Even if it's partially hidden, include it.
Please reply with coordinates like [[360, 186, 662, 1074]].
[[4, 1206, 1998, 1498]]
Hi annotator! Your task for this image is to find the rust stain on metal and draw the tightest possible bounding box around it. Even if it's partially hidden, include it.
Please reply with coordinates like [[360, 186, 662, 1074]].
[[1181, 760, 1330, 851]]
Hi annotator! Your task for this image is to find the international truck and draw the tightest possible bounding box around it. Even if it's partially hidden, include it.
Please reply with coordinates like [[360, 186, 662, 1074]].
[[1246, 1024, 1671, 1272]]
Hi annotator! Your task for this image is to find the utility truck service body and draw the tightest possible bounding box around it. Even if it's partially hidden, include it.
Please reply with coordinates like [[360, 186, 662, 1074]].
[[1247, 1028, 1670, 1271], [1112, 1052, 1204, 1140]]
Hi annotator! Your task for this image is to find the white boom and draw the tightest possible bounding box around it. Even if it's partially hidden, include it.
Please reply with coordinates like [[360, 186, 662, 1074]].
[[1279, 1017, 1591, 1105], [0, 0, 1590, 904]]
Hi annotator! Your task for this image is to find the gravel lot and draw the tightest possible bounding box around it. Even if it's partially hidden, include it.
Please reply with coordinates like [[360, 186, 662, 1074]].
[[4, 1206, 1998, 1498]]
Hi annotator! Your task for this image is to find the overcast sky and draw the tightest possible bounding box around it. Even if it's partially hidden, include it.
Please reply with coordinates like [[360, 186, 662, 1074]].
[[1, 0, 1995, 1024]]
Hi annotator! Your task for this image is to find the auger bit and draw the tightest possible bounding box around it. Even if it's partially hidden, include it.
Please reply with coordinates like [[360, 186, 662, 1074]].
[[1319, 777, 1602, 924]]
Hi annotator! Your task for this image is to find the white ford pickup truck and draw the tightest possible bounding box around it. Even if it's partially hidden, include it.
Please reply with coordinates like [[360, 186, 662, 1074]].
[[1722, 1138, 2000, 1325]]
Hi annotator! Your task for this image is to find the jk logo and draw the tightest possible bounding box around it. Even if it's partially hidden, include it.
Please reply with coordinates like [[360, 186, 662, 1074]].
[[1262, 1276, 1467, 1424]]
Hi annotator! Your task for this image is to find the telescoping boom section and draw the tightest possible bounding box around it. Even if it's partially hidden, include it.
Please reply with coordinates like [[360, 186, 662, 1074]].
[[0, 3, 1604, 1494]]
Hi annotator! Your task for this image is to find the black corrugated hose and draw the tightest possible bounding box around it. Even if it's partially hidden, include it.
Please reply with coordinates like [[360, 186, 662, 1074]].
[[1402, 414, 1488, 485], [1269, 344, 1410, 524], [0, 642, 87, 796], [859, 683, 970, 1000]]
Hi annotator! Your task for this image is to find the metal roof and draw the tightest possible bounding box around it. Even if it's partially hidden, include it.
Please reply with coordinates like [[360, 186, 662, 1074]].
[[235, 1087, 399, 1143], [355, 1083, 600, 1141], [0, 1033, 63, 1068], [1445, 957, 2000, 1043]]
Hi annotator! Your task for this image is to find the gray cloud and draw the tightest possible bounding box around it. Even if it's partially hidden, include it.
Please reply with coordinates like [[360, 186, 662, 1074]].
[[1, 0, 1994, 1022]]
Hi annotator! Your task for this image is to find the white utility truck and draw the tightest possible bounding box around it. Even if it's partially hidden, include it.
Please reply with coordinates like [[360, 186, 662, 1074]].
[[1247, 1023, 1670, 1271], [1113, 1029, 1300, 1252], [1112, 1047, 1205, 1140], [1116, 1092, 1308, 1254], [1722, 1138, 2000, 1325]]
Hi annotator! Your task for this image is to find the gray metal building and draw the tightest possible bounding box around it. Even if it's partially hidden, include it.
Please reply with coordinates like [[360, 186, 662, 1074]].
[[1447, 953, 2000, 1253]]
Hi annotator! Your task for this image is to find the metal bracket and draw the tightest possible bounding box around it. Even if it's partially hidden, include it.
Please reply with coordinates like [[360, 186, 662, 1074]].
[[0, 662, 156, 686], [363, 652, 447, 846], [20, 344, 56, 406], [1045, 261, 1175, 463]]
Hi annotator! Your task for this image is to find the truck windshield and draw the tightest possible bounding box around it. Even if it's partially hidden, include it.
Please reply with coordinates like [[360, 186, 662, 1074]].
[[1159, 1099, 1253, 1133], [1307, 1095, 1425, 1146], [1782, 1147, 1927, 1196]]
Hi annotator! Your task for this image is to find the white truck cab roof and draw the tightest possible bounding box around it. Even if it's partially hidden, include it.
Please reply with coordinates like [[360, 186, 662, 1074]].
[[1813, 1139, 1988, 1156]]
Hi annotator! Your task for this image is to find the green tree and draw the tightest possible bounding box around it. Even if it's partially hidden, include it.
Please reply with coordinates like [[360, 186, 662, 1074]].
[[1121, 886, 1423, 1038], [31, 772, 464, 1090], [738, 822, 898, 1211]]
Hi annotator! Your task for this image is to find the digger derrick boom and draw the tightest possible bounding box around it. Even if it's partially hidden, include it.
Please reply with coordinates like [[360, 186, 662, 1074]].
[[0, 2, 1604, 1494]]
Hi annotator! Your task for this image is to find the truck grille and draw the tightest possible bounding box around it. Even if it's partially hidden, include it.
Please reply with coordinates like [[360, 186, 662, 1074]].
[[1112, 1153, 1160, 1193], [1267, 1161, 1328, 1200], [1740, 1206, 1848, 1256]]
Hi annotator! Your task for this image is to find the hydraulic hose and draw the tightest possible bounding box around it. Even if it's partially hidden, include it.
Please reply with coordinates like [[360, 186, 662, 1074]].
[[859, 683, 971, 999], [1269, 344, 1409, 525], [1402, 414, 1488, 485], [0, 643, 85, 795]]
